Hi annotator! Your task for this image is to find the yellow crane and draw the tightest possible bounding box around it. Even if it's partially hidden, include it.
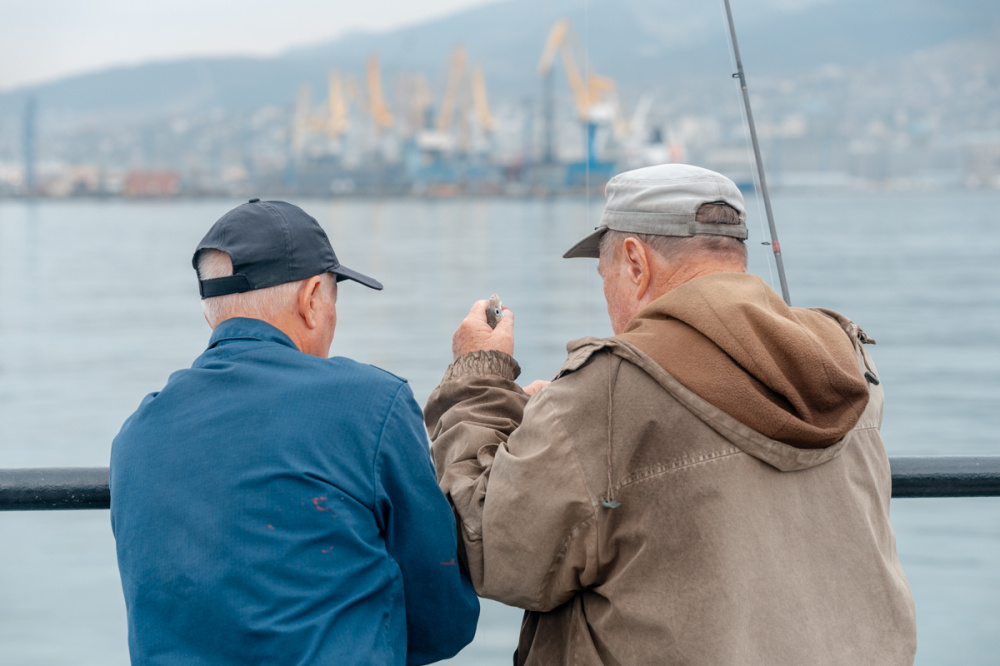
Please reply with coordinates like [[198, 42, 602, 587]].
[[436, 45, 467, 133], [366, 55, 394, 132], [291, 70, 354, 159], [537, 18, 621, 164], [537, 18, 617, 123], [471, 65, 496, 133], [416, 45, 496, 154], [436, 46, 497, 136], [326, 70, 350, 138]]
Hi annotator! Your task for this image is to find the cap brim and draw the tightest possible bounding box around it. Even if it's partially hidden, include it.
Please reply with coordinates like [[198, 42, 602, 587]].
[[562, 226, 607, 259], [330, 264, 383, 290]]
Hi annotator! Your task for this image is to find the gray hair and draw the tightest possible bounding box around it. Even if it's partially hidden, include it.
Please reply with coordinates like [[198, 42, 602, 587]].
[[197, 249, 331, 328], [599, 203, 748, 268]]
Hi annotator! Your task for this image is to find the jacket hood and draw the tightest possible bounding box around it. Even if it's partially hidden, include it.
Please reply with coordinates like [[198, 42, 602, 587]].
[[615, 273, 870, 457]]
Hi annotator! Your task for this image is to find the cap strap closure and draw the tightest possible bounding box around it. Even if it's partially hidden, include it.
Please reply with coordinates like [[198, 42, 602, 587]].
[[691, 222, 748, 239], [199, 275, 253, 298], [601, 210, 748, 240]]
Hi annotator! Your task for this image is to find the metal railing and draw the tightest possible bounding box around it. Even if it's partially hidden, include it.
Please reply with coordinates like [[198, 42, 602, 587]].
[[1, 457, 999, 510], [1, 467, 110, 511], [888, 456, 1000, 498]]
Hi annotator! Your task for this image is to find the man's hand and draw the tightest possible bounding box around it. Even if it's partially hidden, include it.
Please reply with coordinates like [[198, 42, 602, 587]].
[[522, 380, 550, 396], [452, 300, 515, 360]]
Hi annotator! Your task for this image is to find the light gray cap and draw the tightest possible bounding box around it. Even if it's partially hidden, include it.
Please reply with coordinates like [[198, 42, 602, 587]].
[[563, 163, 748, 259]]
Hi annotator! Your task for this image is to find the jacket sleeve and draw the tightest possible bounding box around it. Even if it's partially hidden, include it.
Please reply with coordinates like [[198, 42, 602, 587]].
[[425, 351, 600, 612], [374, 382, 480, 665]]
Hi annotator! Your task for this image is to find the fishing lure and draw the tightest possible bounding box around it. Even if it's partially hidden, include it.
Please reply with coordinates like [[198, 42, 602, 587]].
[[486, 294, 504, 329]]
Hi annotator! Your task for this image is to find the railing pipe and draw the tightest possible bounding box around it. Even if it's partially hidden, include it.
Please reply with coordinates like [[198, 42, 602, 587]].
[[0, 467, 110, 510], [1, 458, 999, 510], [888, 456, 1000, 498]]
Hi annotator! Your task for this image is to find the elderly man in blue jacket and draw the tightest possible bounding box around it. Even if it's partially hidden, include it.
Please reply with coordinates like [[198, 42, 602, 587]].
[[110, 199, 478, 665]]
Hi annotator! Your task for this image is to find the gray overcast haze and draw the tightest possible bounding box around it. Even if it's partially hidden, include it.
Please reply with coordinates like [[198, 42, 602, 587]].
[[0, 0, 499, 90], [1, 0, 837, 91]]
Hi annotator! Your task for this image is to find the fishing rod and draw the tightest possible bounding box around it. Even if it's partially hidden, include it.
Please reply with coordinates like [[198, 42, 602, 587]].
[[722, 0, 792, 306]]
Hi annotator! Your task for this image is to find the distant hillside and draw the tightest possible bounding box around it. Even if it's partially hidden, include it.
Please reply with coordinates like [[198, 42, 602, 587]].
[[0, 0, 996, 118]]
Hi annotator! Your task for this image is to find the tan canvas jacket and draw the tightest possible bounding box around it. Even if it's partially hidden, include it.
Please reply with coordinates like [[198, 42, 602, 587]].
[[426, 276, 917, 665]]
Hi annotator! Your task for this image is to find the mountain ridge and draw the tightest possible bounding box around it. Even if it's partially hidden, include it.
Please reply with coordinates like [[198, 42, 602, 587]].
[[1, 0, 996, 118]]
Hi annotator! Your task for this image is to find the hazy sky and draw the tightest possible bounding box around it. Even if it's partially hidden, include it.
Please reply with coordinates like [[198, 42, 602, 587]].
[[0, 0, 498, 90]]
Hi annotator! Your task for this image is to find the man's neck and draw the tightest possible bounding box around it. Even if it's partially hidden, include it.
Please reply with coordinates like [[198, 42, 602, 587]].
[[651, 260, 745, 303]]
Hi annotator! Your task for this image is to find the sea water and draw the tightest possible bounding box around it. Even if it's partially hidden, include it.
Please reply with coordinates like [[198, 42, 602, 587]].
[[0, 193, 997, 664]]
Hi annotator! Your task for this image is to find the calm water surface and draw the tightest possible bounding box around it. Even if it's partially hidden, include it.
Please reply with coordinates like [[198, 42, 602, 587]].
[[1, 193, 998, 664]]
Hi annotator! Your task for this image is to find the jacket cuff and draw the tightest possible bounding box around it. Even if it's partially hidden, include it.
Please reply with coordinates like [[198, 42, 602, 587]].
[[443, 350, 522, 382]]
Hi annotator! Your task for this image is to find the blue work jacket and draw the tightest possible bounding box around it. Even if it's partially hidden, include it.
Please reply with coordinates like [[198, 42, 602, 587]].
[[110, 318, 478, 665]]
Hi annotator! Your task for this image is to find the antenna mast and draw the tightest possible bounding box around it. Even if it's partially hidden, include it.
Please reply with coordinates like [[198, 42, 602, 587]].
[[723, 0, 791, 305]]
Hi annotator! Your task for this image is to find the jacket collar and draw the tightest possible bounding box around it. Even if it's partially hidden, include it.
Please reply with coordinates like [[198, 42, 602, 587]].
[[207, 317, 299, 352]]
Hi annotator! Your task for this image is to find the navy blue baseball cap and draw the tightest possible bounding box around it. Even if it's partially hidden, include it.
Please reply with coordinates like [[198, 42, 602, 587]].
[[193, 199, 383, 298]]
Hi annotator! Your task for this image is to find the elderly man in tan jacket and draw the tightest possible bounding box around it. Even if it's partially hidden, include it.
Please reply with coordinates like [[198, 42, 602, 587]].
[[425, 164, 917, 665]]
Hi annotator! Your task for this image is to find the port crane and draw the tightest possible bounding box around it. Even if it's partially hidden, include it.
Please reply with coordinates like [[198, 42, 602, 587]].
[[537, 18, 619, 175], [290, 69, 356, 161], [290, 56, 397, 165], [471, 66, 497, 134], [366, 55, 394, 133], [416, 44, 496, 155]]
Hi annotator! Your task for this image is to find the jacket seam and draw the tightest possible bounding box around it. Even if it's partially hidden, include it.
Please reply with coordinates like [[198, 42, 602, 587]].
[[202, 346, 272, 362], [202, 337, 299, 359], [371, 382, 408, 514], [618, 447, 744, 490], [531, 389, 600, 603]]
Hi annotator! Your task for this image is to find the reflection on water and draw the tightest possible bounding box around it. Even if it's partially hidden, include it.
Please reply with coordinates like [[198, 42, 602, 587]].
[[1, 194, 998, 665]]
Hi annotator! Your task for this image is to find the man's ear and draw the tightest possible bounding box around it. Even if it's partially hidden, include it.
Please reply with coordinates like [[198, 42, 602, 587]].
[[297, 276, 325, 329], [622, 237, 651, 298]]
